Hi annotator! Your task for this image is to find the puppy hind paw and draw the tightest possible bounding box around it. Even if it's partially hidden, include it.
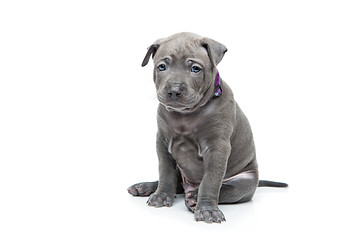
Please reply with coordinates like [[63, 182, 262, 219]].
[[127, 182, 157, 196], [185, 190, 198, 212]]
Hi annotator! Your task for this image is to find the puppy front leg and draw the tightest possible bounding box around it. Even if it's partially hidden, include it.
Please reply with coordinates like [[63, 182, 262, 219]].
[[147, 134, 178, 208], [195, 142, 231, 223]]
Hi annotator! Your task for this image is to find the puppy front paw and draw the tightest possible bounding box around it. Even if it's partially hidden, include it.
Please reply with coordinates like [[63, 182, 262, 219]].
[[147, 192, 175, 208], [194, 206, 226, 223]]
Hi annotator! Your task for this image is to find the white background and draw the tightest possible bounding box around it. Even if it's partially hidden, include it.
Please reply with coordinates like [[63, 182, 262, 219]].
[[1, 0, 359, 239]]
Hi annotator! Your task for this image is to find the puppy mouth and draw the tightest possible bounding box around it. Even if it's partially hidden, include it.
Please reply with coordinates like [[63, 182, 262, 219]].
[[157, 94, 198, 112]]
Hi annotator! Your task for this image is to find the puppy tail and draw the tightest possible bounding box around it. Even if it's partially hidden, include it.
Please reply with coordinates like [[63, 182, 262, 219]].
[[258, 180, 288, 188]]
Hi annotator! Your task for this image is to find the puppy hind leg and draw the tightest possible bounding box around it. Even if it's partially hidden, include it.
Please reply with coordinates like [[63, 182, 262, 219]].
[[219, 170, 259, 204]]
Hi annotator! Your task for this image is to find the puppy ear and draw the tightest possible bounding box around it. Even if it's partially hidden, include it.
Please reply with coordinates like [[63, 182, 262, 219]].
[[141, 44, 160, 67], [202, 38, 227, 66]]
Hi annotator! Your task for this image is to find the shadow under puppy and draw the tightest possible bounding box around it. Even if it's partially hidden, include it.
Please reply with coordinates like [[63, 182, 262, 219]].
[[128, 32, 287, 223]]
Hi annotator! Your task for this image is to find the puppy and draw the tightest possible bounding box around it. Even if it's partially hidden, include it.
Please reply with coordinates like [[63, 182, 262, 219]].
[[128, 32, 287, 223]]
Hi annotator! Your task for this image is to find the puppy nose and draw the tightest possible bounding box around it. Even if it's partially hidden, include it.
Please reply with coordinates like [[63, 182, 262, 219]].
[[167, 84, 187, 100]]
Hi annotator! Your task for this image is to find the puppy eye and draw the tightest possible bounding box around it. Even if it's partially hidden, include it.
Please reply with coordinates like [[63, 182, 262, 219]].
[[158, 64, 166, 71], [191, 66, 201, 73]]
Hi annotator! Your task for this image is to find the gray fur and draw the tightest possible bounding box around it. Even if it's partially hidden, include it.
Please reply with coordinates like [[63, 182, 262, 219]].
[[128, 32, 287, 223]]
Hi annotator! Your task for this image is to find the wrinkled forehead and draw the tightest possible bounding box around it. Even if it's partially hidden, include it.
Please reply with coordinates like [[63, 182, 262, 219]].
[[154, 39, 210, 66]]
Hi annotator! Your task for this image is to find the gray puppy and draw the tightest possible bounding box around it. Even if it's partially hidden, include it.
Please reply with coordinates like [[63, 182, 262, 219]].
[[128, 32, 287, 223]]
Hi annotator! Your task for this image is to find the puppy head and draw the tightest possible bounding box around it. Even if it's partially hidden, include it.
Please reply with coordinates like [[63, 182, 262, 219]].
[[142, 32, 227, 112]]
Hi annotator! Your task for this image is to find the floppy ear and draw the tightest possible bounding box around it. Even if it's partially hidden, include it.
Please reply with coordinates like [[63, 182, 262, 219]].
[[141, 44, 160, 67], [202, 37, 228, 66]]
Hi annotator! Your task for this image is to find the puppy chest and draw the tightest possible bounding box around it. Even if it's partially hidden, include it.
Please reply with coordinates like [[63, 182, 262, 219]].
[[168, 136, 203, 168]]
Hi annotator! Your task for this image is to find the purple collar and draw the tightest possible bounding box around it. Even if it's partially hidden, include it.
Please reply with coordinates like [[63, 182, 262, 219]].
[[213, 71, 222, 98]]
